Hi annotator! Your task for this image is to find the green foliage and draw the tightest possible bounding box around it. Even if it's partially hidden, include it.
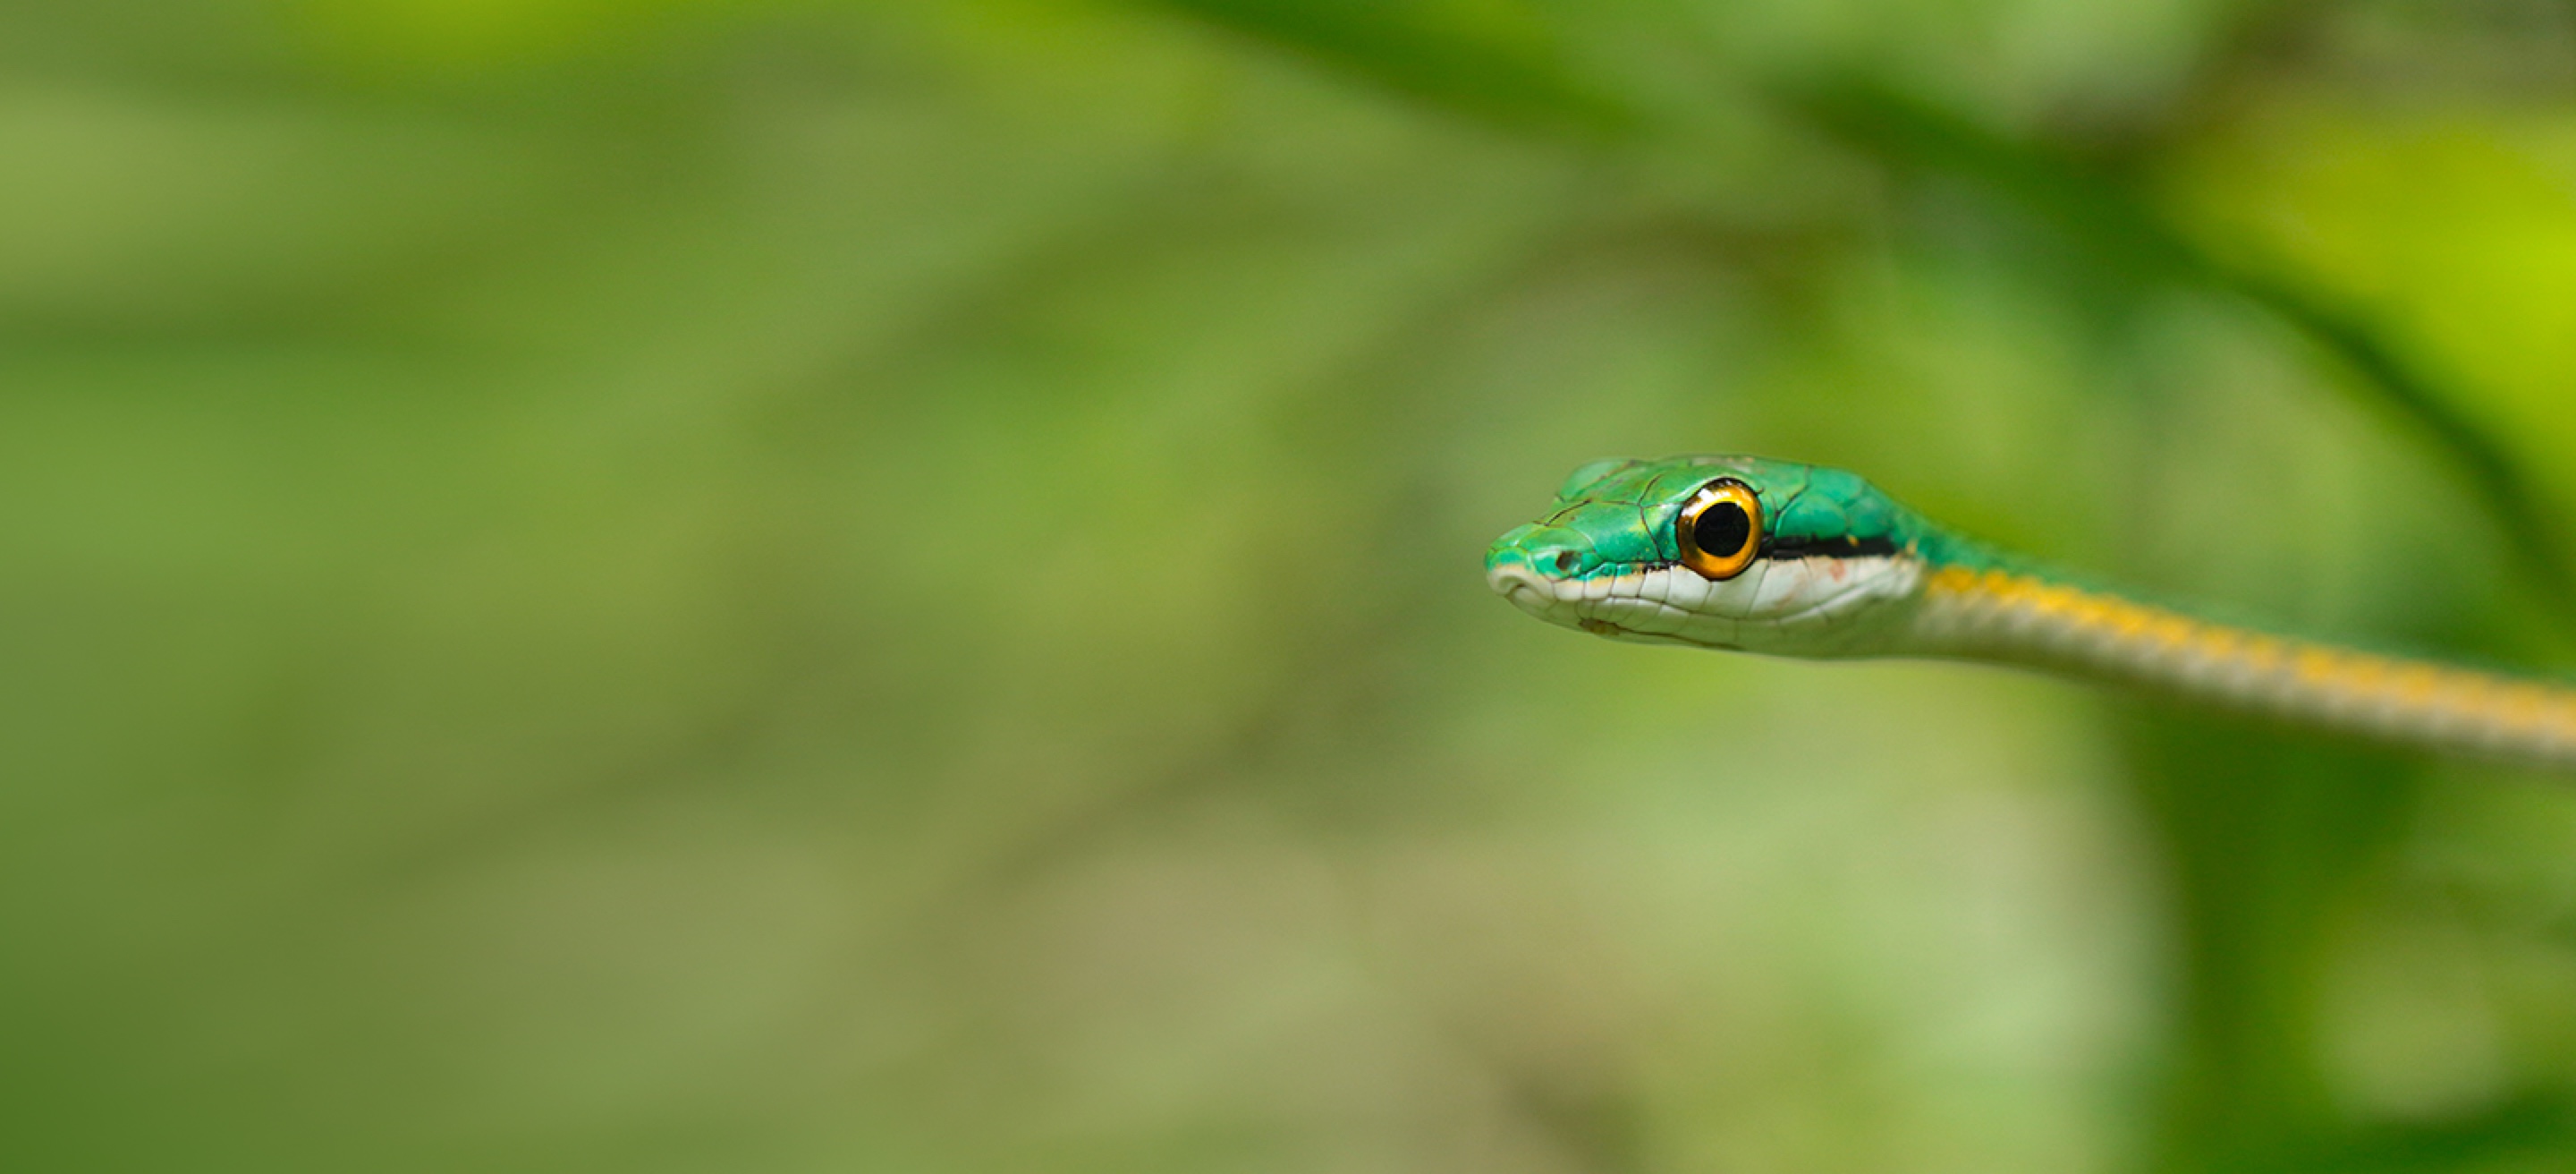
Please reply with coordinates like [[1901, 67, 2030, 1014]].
[[6, 1, 2576, 1171]]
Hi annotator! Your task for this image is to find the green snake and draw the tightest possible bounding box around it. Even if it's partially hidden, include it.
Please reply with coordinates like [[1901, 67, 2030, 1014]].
[[1487, 455, 2576, 769]]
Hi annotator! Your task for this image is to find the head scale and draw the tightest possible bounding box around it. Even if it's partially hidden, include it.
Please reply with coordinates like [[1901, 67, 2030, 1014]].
[[1483, 455, 1929, 657]]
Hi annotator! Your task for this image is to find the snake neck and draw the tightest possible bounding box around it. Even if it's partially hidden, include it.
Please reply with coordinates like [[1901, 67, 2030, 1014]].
[[1891, 551, 2576, 769]]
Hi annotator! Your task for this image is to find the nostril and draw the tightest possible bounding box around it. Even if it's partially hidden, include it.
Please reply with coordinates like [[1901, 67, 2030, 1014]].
[[1550, 549, 1580, 575]]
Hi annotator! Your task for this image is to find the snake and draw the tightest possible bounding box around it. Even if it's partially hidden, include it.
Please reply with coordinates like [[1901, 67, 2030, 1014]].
[[1485, 454, 2576, 769]]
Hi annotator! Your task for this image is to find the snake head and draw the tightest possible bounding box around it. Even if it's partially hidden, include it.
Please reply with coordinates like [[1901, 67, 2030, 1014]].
[[1484, 455, 1928, 657]]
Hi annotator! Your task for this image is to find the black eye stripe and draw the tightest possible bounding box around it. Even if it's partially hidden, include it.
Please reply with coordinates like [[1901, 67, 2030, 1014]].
[[1762, 534, 1901, 560]]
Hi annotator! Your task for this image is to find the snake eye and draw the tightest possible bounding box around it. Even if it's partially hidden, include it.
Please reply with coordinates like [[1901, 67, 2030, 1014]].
[[1676, 479, 1761, 581]]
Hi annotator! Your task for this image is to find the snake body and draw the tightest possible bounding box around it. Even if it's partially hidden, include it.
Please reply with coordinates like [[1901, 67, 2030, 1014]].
[[1485, 455, 2576, 769]]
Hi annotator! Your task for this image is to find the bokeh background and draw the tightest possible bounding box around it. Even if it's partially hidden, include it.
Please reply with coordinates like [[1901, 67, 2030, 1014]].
[[12, 1, 2576, 1170]]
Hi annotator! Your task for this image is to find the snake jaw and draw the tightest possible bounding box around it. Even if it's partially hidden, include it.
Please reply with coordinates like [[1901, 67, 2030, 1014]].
[[1487, 556, 1691, 642], [1487, 553, 1924, 657], [1488, 559, 1651, 642], [1486, 561, 1566, 622]]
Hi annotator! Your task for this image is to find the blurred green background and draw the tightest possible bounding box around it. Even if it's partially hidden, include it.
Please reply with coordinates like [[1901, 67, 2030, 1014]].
[[12, 1, 2576, 1170]]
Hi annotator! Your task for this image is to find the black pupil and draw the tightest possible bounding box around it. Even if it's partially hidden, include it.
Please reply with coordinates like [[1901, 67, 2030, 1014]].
[[1694, 500, 1751, 558]]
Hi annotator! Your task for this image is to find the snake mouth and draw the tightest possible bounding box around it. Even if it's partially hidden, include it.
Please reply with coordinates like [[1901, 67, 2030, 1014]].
[[1489, 564, 1644, 638], [1486, 565, 1563, 617], [1489, 561, 1768, 651]]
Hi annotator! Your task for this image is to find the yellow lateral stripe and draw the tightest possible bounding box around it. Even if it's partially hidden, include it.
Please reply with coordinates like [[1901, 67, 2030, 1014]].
[[1924, 566, 2576, 750]]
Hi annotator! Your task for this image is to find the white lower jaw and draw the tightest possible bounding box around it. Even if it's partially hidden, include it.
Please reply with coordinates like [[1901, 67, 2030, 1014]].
[[1487, 557, 1923, 657]]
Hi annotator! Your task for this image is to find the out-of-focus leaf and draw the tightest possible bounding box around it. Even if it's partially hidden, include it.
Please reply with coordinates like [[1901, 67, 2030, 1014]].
[[0, 85, 593, 331], [2326, 1097, 2576, 1172], [2121, 707, 2419, 1174], [2169, 111, 2576, 510], [1798, 80, 2576, 619], [293, 0, 779, 71], [1143, 0, 1637, 133]]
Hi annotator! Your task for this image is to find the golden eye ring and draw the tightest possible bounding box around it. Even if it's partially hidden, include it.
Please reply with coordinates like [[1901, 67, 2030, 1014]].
[[1676, 479, 1762, 581]]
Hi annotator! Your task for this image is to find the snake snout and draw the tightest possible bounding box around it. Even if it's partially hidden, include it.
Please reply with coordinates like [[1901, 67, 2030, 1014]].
[[1485, 555, 1578, 629], [1486, 524, 1597, 627], [1508, 545, 1583, 582], [1487, 541, 1577, 590], [1485, 561, 1541, 600]]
